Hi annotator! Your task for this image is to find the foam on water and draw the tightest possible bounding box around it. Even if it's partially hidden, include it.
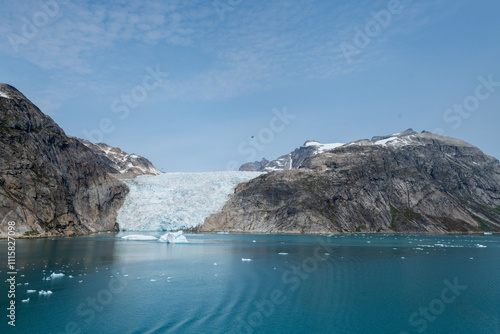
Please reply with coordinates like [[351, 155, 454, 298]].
[[117, 171, 262, 231]]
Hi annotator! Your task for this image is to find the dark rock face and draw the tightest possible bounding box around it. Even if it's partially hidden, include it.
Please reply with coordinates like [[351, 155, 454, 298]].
[[0, 84, 129, 237], [203, 131, 500, 234]]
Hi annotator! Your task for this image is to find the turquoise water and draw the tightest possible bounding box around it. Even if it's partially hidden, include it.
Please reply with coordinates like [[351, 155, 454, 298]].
[[1, 233, 499, 333]]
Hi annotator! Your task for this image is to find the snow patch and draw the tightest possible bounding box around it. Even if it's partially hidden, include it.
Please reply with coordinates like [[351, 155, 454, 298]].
[[0, 91, 9, 99], [375, 136, 398, 146], [304, 141, 345, 153]]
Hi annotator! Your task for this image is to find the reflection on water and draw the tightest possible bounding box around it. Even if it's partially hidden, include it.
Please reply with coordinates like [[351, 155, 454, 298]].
[[0, 233, 499, 333]]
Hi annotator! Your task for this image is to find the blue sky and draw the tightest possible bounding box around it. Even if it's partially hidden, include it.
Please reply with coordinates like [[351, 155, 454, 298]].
[[1, 0, 499, 172]]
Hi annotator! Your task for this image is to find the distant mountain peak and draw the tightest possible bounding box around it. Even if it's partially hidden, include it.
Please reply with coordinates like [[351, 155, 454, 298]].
[[77, 139, 163, 178], [239, 129, 461, 172]]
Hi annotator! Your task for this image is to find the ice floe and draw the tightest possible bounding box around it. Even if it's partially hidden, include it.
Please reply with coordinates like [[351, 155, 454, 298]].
[[50, 273, 65, 279], [39, 290, 53, 296], [121, 235, 158, 241]]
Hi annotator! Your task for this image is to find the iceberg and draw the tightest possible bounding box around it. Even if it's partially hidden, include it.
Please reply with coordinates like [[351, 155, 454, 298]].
[[39, 290, 53, 296], [121, 235, 158, 241], [27, 290, 37, 293], [158, 231, 188, 243], [50, 273, 65, 279]]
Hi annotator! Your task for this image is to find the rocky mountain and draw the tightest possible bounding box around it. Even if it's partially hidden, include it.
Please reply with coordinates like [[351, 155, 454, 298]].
[[239, 128, 416, 172], [0, 83, 129, 237], [203, 130, 500, 234], [239, 158, 270, 172], [77, 139, 163, 179]]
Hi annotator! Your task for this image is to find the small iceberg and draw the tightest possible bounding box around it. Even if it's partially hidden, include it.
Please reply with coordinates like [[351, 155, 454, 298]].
[[241, 258, 253, 262], [121, 235, 158, 241], [39, 290, 53, 296], [484, 232, 492, 236], [475, 244, 487, 248], [22, 298, 30, 303], [50, 273, 65, 279], [158, 231, 188, 243], [278, 253, 288, 255], [27, 290, 36, 293]]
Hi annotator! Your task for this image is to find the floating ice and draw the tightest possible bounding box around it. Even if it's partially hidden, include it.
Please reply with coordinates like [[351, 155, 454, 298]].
[[278, 253, 288, 255], [22, 298, 30, 303], [158, 231, 188, 243], [241, 258, 253, 262], [475, 244, 487, 248], [121, 235, 158, 241], [39, 290, 53, 296], [50, 273, 64, 278], [117, 172, 262, 231], [27, 290, 36, 293]]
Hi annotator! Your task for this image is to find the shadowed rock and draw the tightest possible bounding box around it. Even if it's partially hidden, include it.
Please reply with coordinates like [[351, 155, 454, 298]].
[[0, 83, 129, 237]]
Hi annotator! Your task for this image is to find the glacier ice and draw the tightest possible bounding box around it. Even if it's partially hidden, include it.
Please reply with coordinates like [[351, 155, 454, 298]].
[[117, 171, 262, 231], [121, 235, 158, 241], [158, 231, 188, 243]]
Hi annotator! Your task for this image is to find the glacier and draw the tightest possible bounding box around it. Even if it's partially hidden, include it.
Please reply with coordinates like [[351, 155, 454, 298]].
[[117, 171, 262, 231]]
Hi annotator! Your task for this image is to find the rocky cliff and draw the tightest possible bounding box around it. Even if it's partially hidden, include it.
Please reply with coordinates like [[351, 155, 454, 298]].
[[203, 130, 500, 234], [0, 84, 129, 237], [77, 139, 163, 179]]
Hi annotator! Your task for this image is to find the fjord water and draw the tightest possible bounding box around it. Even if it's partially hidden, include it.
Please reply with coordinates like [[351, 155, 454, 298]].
[[1, 234, 499, 334]]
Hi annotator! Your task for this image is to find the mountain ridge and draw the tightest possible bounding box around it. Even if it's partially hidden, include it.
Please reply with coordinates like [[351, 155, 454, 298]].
[[204, 130, 500, 234]]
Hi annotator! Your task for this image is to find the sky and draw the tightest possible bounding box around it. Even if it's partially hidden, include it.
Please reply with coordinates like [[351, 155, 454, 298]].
[[1, 0, 499, 172]]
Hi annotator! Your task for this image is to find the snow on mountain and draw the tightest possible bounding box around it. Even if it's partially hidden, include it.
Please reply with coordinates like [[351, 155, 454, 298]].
[[303, 140, 346, 153], [77, 139, 162, 178], [240, 129, 421, 172], [0, 91, 9, 99]]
